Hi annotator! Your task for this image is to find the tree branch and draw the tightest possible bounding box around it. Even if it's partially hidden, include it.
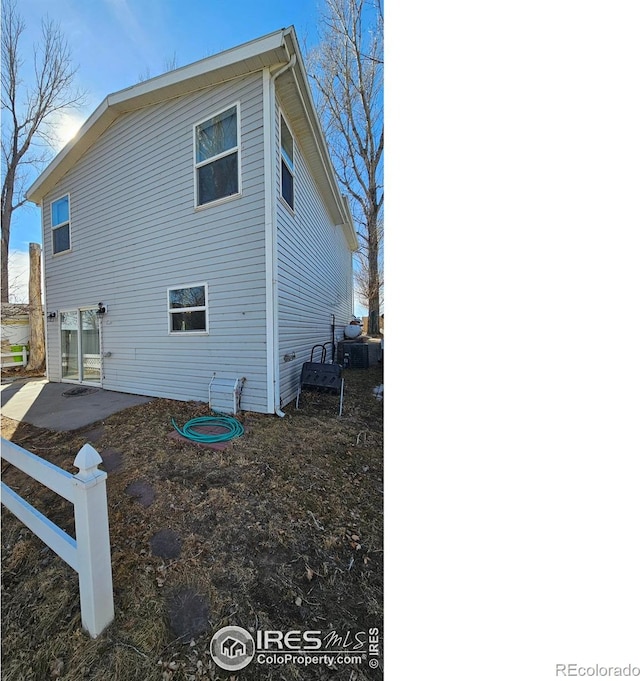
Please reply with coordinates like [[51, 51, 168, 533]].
[[311, 0, 384, 333], [1, 0, 85, 303]]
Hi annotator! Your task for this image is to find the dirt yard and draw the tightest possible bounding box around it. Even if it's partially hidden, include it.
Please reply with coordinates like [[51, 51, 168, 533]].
[[1, 365, 383, 680]]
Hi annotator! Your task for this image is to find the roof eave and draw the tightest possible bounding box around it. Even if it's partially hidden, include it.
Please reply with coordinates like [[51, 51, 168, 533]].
[[27, 26, 360, 255], [108, 28, 288, 113], [26, 29, 289, 205], [282, 28, 358, 252]]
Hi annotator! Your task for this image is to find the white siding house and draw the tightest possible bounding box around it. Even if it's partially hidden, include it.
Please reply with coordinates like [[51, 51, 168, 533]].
[[26, 27, 357, 415]]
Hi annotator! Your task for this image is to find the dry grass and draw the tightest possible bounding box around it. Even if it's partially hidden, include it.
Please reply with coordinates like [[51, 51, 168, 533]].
[[1, 365, 383, 680]]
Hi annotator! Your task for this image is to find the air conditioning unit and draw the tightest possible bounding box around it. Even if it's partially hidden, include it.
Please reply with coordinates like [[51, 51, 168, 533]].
[[337, 340, 380, 369]]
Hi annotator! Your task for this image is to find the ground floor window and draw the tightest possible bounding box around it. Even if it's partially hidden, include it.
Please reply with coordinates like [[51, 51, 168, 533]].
[[168, 284, 208, 333]]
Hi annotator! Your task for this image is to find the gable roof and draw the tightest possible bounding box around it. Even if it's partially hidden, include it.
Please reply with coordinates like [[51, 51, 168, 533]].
[[26, 26, 357, 250]]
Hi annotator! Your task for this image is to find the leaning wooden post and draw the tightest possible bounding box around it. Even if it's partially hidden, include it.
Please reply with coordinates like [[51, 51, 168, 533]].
[[72, 444, 114, 638], [25, 242, 45, 372]]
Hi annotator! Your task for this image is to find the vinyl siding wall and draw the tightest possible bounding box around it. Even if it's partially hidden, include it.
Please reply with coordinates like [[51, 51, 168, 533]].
[[274, 106, 354, 407], [41, 73, 270, 411]]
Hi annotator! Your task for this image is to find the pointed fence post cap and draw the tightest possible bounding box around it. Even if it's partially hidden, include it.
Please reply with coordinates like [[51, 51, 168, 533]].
[[74, 444, 103, 478]]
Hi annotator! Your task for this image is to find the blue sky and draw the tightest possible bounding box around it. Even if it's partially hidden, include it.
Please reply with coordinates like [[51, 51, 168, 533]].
[[8, 0, 372, 315]]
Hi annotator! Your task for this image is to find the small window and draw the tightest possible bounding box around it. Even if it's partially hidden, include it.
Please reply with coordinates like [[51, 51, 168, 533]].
[[51, 195, 70, 254], [195, 105, 239, 206], [280, 115, 294, 210], [168, 284, 208, 333]]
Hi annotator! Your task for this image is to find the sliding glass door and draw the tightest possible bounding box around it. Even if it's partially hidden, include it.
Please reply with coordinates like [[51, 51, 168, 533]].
[[61, 310, 79, 380], [80, 309, 100, 383], [60, 309, 101, 384]]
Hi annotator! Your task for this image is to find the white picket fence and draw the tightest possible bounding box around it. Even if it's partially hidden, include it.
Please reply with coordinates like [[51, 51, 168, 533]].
[[0, 439, 114, 638], [1, 345, 29, 368]]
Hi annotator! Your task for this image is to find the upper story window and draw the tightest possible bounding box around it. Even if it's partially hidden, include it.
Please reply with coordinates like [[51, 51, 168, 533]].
[[51, 195, 71, 254], [194, 104, 240, 207], [168, 284, 208, 333], [280, 115, 294, 210]]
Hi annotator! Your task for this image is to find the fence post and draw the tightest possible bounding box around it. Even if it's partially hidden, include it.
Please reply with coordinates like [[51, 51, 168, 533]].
[[22, 346, 28, 366], [72, 444, 114, 638]]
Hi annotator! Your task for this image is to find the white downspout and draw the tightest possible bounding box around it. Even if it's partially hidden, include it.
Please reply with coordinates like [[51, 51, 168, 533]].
[[263, 54, 296, 417]]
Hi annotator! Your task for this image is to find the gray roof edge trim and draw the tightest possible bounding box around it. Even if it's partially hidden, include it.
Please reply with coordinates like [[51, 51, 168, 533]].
[[26, 97, 114, 204], [283, 29, 358, 250], [340, 195, 359, 252], [26, 28, 289, 205], [108, 28, 287, 109]]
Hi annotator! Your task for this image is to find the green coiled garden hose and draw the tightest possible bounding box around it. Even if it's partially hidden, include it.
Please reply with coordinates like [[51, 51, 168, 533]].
[[171, 413, 245, 443]]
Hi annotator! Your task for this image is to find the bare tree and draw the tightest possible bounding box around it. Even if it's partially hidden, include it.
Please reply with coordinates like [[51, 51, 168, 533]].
[[309, 0, 384, 335], [354, 215, 383, 311], [138, 52, 179, 83], [1, 0, 85, 302]]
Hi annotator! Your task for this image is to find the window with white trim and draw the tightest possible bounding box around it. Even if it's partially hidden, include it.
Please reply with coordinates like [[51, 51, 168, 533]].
[[194, 105, 239, 206], [168, 284, 208, 333], [51, 195, 71, 254], [280, 115, 294, 210]]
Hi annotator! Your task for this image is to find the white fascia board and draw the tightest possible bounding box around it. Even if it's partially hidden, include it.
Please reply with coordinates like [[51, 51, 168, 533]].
[[340, 195, 359, 251], [26, 29, 289, 206], [26, 98, 116, 205], [283, 29, 358, 252], [108, 28, 288, 112]]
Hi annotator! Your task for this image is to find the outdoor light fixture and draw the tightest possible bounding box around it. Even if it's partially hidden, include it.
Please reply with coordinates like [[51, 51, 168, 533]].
[[96, 303, 107, 315], [47, 311, 57, 320]]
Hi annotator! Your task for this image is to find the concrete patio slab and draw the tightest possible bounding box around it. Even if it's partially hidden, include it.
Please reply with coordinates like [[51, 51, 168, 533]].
[[0, 378, 153, 431]]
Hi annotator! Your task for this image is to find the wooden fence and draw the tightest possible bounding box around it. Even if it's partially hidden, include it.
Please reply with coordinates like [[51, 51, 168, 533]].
[[0, 439, 114, 638], [1, 345, 29, 368]]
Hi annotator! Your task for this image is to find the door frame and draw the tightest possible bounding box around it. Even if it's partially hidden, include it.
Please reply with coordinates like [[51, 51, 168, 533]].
[[59, 306, 103, 386]]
